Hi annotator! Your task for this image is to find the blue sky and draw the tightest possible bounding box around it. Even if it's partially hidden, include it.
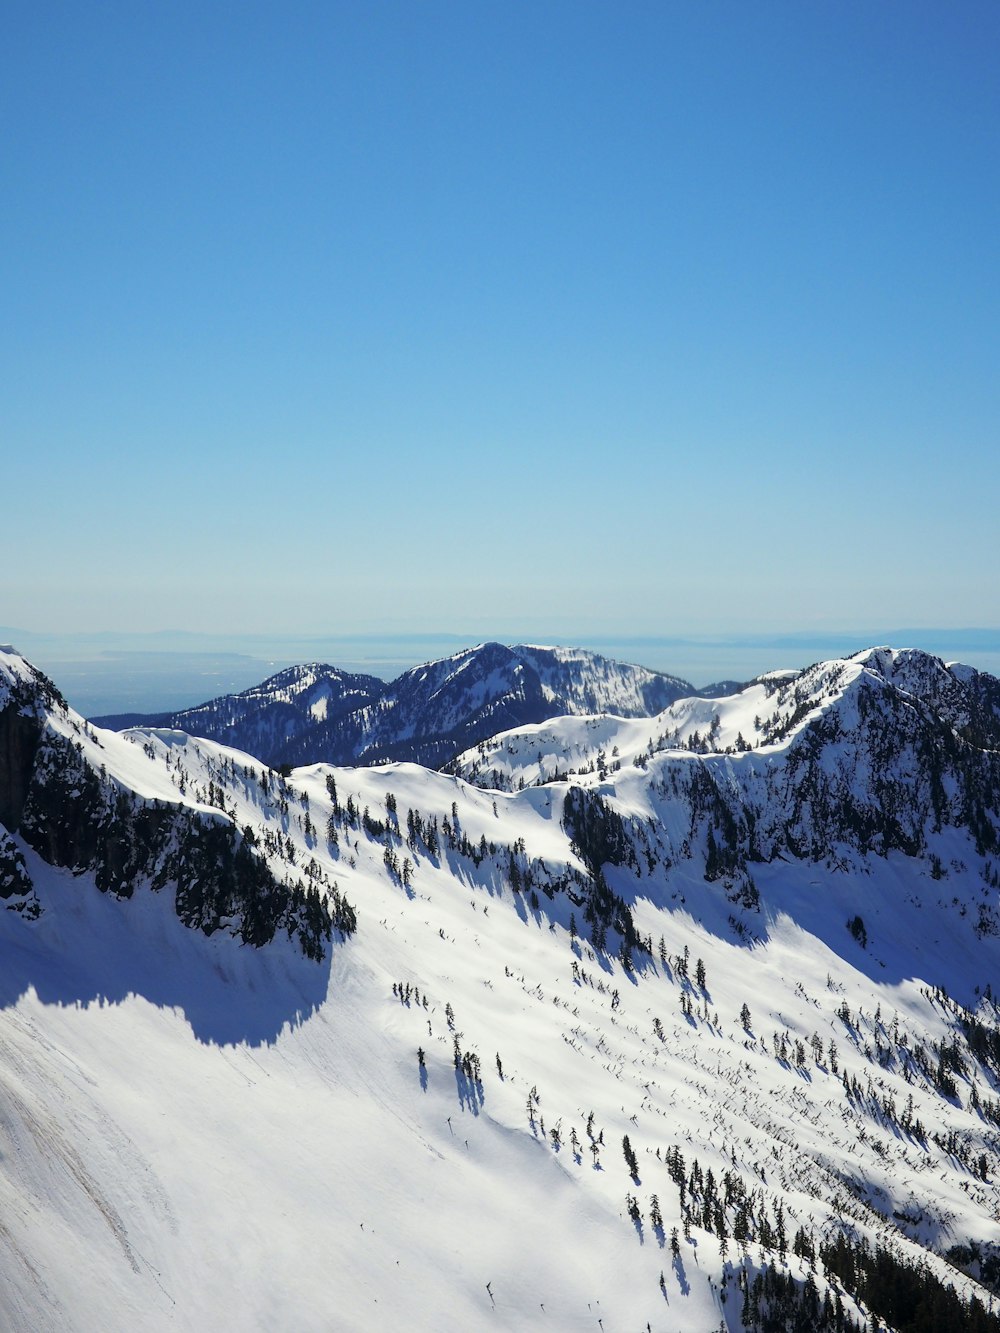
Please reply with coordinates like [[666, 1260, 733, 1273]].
[[3, 1, 998, 641]]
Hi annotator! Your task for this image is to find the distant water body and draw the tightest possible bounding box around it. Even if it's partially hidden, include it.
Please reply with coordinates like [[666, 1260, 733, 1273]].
[[4, 628, 999, 718]]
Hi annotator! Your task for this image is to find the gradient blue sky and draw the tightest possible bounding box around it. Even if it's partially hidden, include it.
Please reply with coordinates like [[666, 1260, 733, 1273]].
[[4, 2, 998, 641]]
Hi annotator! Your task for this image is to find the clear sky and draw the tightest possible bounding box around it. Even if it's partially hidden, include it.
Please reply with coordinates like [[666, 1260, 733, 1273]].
[[3, 1, 998, 641]]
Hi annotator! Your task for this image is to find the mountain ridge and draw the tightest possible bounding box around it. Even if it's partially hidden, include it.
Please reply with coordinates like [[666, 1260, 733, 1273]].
[[91, 641, 700, 771], [0, 649, 347, 959], [2, 643, 1000, 1330]]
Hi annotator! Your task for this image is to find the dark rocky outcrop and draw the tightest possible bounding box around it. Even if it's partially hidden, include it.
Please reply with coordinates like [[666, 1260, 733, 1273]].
[[627, 655, 1000, 909], [0, 656, 339, 957]]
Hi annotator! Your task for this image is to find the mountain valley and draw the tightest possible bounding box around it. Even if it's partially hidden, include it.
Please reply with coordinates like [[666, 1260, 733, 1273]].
[[2, 642, 1000, 1331]]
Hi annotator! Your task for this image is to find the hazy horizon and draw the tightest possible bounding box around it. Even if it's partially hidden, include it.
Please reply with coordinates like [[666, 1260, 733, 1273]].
[[6, 623, 1000, 718]]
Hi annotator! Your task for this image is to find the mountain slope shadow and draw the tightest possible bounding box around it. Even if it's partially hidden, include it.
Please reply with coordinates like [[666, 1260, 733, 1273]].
[[595, 845, 1000, 1010], [0, 860, 334, 1047]]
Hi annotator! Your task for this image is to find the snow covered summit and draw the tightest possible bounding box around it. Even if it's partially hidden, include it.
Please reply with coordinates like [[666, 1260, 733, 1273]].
[[92, 641, 697, 770], [2, 644, 1000, 1331]]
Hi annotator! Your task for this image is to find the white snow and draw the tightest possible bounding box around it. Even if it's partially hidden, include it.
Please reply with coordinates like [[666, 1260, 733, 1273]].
[[1, 646, 999, 1330]]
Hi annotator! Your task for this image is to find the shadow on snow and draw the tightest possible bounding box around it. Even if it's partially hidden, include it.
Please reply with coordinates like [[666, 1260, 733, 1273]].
[[0, 868, 335, 1048]]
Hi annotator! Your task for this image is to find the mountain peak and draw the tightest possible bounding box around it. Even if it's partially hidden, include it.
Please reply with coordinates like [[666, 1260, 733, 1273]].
[[92, 642, 697, 771], [0, 646, 347, 956], [3, 643, 1000, 1328]]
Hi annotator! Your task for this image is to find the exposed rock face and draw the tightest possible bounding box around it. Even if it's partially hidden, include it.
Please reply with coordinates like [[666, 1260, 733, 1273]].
[[0, 659, 53, 830], [0, 651, 339, 957], [0, 827, 33, 905], [458, 648, 1000, 927], [662, 654, 1000, 885]]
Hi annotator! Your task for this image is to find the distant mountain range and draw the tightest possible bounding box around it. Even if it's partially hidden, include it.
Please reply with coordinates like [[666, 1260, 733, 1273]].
[[92, 642, 710, 770], [4, 641, 1000, 1330]]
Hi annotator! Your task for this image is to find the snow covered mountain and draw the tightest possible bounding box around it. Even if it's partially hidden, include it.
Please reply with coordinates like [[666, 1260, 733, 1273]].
[[91, 659, 386, 765], [0, 650, 346, 956], [451, 643, 1000, 930], [3, 643, 1000, 1332], [92, 642, 696, 771]]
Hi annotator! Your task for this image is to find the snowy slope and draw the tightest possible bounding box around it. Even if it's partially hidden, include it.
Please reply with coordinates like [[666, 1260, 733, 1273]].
[[92, 642, 696, 772], [451, 648, 1000, 796], [0, 649, 339, 954], [2, 646, 1000, 1331], [91, 660, 386, 764]]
